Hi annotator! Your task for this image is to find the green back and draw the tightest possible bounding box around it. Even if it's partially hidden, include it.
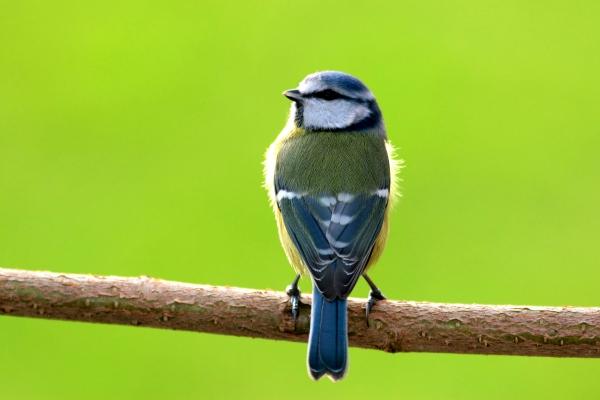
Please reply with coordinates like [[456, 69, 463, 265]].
[[276, 131, 389, 194]]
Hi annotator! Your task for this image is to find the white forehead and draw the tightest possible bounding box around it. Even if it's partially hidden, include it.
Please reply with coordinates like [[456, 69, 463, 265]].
[[298, 74, 374, 100]]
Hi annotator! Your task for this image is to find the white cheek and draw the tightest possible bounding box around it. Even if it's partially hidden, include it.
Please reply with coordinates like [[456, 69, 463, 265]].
[[303, 99, 371, 130]]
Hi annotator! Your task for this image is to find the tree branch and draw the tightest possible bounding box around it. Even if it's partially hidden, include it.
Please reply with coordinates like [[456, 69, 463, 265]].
[[1, 267, 599, 357]]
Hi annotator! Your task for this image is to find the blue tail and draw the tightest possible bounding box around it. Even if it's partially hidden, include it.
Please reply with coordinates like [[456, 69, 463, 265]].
[[307, 283, 348, 381]]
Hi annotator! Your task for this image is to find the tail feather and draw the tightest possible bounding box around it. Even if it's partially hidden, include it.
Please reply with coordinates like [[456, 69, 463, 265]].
[[307, 282, 348, 381]]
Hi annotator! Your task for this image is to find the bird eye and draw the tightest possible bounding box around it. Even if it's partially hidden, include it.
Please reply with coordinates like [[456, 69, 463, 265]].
[[312, 89, 342, 101]]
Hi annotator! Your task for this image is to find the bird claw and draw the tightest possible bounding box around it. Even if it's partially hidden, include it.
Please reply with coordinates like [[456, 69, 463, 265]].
[[365, 289, 385, 327], [286, 282, 301, 321]]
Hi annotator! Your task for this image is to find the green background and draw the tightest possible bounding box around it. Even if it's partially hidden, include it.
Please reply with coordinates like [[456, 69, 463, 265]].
[[1, 1, 599, 399]]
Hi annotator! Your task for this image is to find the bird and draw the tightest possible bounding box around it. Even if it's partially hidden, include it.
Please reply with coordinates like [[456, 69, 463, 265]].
[[264, 71, 399, 381]]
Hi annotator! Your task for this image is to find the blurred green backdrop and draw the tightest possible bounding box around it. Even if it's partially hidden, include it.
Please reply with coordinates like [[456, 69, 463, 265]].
[[1, 1, 600, 399]]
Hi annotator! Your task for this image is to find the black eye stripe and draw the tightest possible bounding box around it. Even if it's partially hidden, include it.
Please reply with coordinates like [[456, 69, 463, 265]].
[[305, 89, 349, 101]]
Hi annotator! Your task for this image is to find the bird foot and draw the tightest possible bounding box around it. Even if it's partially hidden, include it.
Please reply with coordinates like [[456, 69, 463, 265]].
[[285, 277, 302, 321], [366, 288, 386, 327]]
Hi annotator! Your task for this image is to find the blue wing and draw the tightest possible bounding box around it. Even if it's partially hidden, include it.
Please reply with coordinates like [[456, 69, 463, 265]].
[[276, 188, 388, 300]]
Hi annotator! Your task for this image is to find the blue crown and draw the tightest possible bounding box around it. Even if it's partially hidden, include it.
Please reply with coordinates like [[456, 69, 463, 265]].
[[305, 71, 369, 94]]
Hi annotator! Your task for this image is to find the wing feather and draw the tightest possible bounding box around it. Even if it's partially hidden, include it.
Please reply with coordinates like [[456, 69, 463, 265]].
[[277, 190, 387, 300]]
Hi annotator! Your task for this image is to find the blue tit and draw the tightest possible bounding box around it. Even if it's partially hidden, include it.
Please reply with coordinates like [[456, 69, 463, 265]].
[[264, 71, 399, 381]]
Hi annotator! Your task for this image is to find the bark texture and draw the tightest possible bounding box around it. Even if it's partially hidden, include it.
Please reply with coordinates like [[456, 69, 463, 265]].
[[1, 267, 599, 357]]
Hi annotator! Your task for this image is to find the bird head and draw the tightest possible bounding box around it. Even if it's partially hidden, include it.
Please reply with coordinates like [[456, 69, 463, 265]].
[[283, 71, 384, 133]]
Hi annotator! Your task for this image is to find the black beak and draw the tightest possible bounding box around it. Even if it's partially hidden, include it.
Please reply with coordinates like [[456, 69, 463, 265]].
[[283, 89, 303, 102]]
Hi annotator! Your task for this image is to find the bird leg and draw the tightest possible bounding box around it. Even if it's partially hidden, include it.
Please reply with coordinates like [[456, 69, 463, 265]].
[[285, 274, 302, 321], [363, 274, 386, 326]]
